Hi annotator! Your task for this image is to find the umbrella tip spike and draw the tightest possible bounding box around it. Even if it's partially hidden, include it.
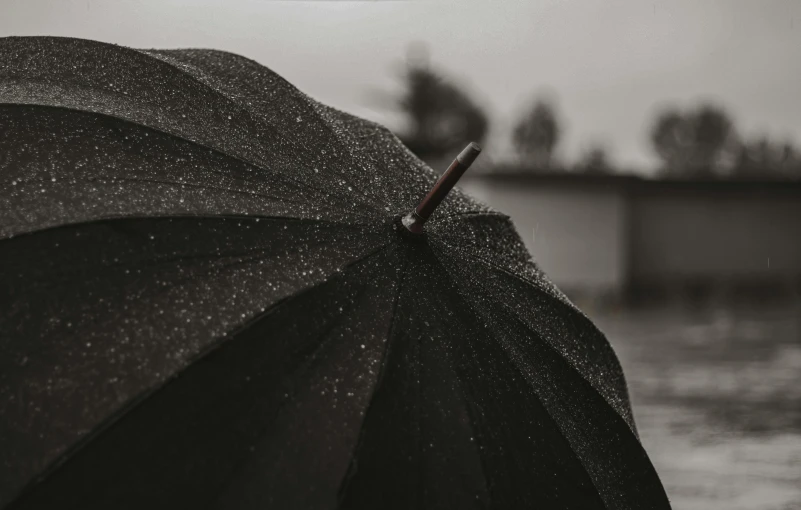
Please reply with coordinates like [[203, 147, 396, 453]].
[[402, 142, 482, 234], [457, 142, 482, 166]]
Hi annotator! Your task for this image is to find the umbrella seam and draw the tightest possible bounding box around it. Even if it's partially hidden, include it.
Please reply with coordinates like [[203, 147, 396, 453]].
[[484, 307, 612, 510], [5, 240, 371, 362], [206, 276, 378, 505], [3, 242, 393, 507], [335, 251, 408, 507], [432, 238, 584, 322], [434, 210, 509, 221], [1, 214, 375, 242], [300, 101, 390, 203], [141, 42, 406, 189], [466, 251, 636, 429], [432, 245, 637, 435], [427, 292, 494, 506], [104, 176, 335, 207], [131, 44, 369, 184], [0, 102, 380, 216], [138, 49, 381, 208], [10, 249, 287, 298], [492, 302, 666, 508], [431, 260, 611, 509]]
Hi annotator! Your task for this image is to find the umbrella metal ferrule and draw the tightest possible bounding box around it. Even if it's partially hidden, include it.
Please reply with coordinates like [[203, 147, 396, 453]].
[[402, 142, 482, 234]]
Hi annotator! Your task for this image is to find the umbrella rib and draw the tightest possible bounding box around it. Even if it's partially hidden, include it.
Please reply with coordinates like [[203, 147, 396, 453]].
[[91, 250, 283, 329], [56, 241, 392, 360], [104, 174, 376, 218], [17, 222, 369, 284], [145, 42, 376, 190], [206, 280, 377, 505], [302, 101, 396, 202], [138, 49, 327, 161], [100, 176, 334, 207], [123, 44, 354, 181], [432, 238, 575, 315], [490, 301, 666, 508], [481, 305, 612, 510], [11, 242, 356, 364], [415, 301, 424, 510], [16, 229, 391, 339], [335, 253, 408, 506], [0, 103, 378, 214], [430, 260, 610, 509], [16, 247, 285, 296], [430, 309, 494, 505], [432, 244, 636, 432], [434, 210, 510, 222], [4, 242, 394, 506], [129, 51, 380, 210], [1, 213, 373, 242]]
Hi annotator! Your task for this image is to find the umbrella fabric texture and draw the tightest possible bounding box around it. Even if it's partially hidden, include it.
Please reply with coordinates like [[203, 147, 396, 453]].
[[0, 36, 670, 509]]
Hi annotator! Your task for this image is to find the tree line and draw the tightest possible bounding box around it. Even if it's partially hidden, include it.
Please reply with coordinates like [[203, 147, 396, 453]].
[[394, 59, 801, 180]]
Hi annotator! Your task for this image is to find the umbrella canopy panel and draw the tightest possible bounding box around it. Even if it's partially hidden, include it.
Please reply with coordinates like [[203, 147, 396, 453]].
[[0, 37, 669, 509]]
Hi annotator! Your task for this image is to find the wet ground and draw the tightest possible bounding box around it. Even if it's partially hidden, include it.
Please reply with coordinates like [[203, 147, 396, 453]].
[[586, 299, 801, 510]]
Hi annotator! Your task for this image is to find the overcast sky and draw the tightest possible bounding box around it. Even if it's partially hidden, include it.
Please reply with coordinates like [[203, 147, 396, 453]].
[[2, 0, 800, 172]]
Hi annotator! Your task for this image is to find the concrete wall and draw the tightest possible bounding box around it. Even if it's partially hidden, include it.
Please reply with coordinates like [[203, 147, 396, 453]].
[[630, 187, 801, 285], [461, 178, 627, 295], [463, 174, 801, 297]]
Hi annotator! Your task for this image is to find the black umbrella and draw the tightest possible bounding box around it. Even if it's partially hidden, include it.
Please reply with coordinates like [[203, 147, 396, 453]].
[[0, 36, 670, 509]]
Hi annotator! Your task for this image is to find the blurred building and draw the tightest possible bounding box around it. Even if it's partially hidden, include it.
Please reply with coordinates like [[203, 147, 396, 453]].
[[462, 171, 801, 303]]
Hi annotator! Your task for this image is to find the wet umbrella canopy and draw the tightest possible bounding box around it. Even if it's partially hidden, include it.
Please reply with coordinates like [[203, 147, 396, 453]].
[[0, 37, 670, 509]]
